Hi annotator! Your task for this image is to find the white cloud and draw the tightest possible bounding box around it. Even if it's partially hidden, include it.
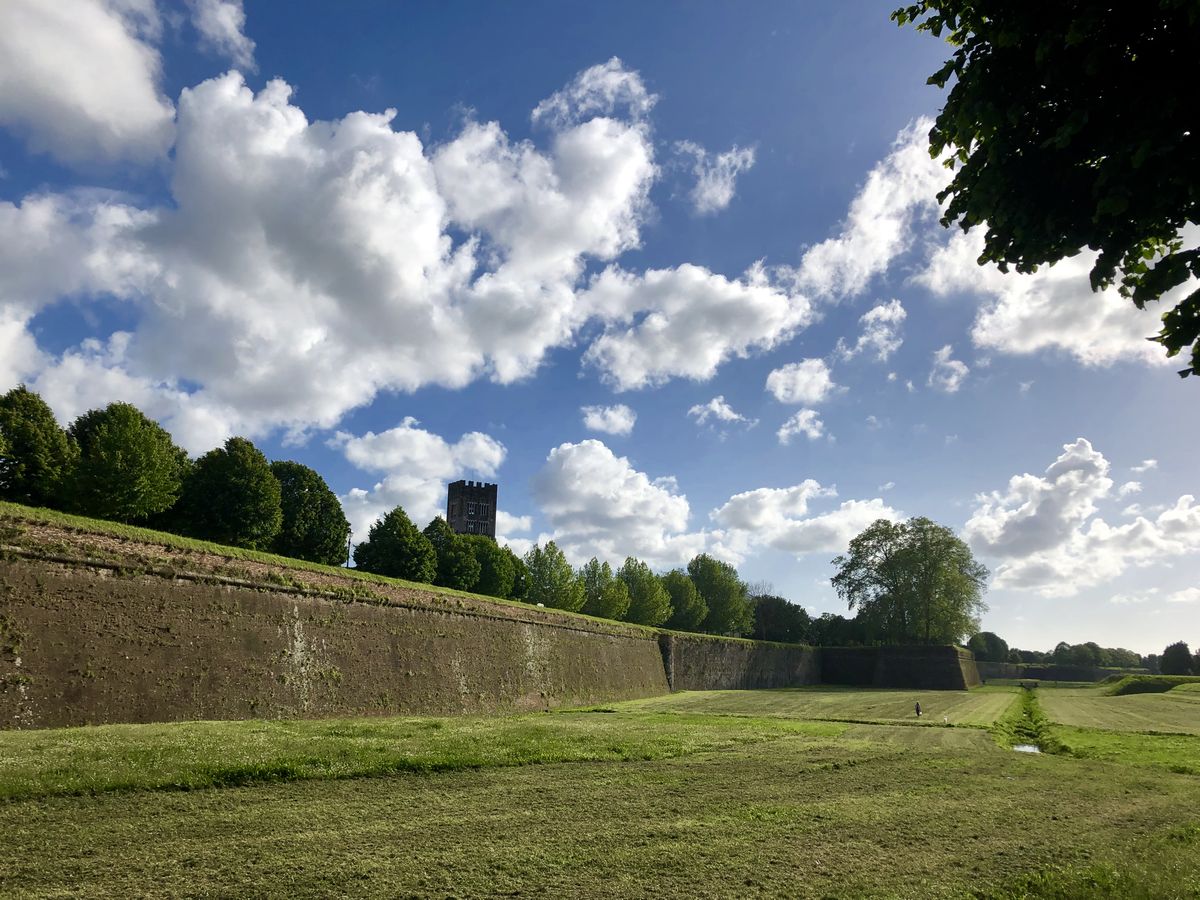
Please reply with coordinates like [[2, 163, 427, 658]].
[[333, 418, 506, 537], [918, 230, 1179, 368], [582, 262, 812, 391], [1118, 481, 1143, 498], [687, 395, 756, 428], [188, 0, 256, 71], [711, 483, 901, 559], [0, 0, 174, 164], [794, 118, 945, 301], [1167, 587, 1200, 604], [530, 440, 707, 568], [531, 57, 657, 128], [965, 438, 1200, 597], [676, 141, 756, 215], [879, 481, 896, 492], [837, 299, 906, 361], [1132, 459, 1158, 473], [581, 403, 637, 436], [927, 345, 969, 393], [766, 358, 839, 405], [777, 409, 826, 444]]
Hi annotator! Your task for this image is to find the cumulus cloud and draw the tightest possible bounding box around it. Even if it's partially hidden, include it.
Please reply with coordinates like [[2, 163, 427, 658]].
[[333, 418, 506, 538], [777, 409, 826, 444], [530, 440, 708, 568], [794, 118, 945, 301], [188, 0, 256, 70], [676, 141, 756, 215], [1167, 587, 1200, 604], [837, 299, 906, 361], [1117, 481, 1143, 498], [927, 345, 969, 393], [582, 262, 812, 391], [0, 0, 174, 164], [711, 482, 901, 560], [965, 438, 1200, 596], [766, 358, 839, 405], [581, 403, 637, 436], [531, 57, 657, 128], [918, 230, 1180, 368], [1131, 459, 1158, 473], [687, 395, 756, 428]]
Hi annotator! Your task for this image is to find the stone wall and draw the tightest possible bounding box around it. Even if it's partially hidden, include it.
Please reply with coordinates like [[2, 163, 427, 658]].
[[822, 645, 979, 690], [658, 633, 819, 691]]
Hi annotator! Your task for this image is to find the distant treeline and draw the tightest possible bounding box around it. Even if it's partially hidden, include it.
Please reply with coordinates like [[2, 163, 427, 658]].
[[966, 631, 1199, 676]]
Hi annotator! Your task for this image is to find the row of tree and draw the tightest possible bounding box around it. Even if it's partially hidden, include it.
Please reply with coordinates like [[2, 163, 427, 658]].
[[0, 387, 350, 564], [966, 631, 1200, 676]]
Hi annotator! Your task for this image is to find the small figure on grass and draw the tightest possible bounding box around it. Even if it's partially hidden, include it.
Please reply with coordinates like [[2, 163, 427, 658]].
[[914, 701, 922, 718]]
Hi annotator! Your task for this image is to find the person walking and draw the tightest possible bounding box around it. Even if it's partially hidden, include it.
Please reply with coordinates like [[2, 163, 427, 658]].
[[914, 701, 922, 718]]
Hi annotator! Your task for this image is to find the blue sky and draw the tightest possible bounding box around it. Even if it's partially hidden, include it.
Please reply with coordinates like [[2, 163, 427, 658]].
[[1, 0, 1196, 654]]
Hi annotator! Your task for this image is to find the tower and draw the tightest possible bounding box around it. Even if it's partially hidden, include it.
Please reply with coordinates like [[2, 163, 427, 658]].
[[446, 480, 498, 538]]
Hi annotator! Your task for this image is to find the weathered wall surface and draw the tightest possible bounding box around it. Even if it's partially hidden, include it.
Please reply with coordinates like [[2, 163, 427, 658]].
[[0, 556, 669, 729], [822, 645, 979, 690], [658, 633, 819, 691], [975, 661, 1144, 683]]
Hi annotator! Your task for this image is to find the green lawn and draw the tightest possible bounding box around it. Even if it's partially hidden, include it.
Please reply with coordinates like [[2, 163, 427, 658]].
[[1, 688, 1198, 898], [1039, 686, 1200, 734], [620, 685, 1017, 726]]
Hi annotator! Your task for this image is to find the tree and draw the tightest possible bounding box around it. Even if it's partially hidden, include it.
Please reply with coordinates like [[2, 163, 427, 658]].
[[268, 460, 350, 565], [617, 557, 672, 626], [523, 541, 584, 611], [661, 569, 705, 631], [808, 613, 867, 647], [175, 437, 281, 549], [66, 403, 188, 523], [831, 517, 988, 645], [504, 546, 528, 601], [751, 595, 812, 644], [688, 553, 752, 636], [423, 517, 480, 592], [967, 631, 1009, 663], [1161, 641, 1193, 676], [352, 505, 436, 583], [894, 2, 1200, 376], [0, 386, 77, 508], [465, 534, 516, 599], [578, 557, 631, 621]]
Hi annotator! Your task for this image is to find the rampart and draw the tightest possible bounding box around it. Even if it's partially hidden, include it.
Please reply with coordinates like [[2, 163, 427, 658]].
[[0, 512, 977, 729]]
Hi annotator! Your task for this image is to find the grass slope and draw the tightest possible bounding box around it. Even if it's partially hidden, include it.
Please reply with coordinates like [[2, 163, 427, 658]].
[[1039, 686, 1200, 734]]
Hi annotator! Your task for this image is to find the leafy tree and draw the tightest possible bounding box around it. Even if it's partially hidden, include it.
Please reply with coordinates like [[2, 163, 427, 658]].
[[808, 613, 868, 647], [894, 1, 1200, 376], [0, 386, 77, 507], [175, 437, 281, 549], [1006, 648, 1023, 665], [751, 594, 812, 644], [423, 517, 481, 591], [504, 546, 528, 601], [688, 553, 752, 636], [66, 402, 188, 522], [831, 517, 988, 645], [352, 505, 436, 583], [523, 541, 584, 611], [268, 460, 350, 565], [465, 534, 515, 598], [661, 569, 705, 631], [617, 557, 672, 626], [967, 631, 1009, 663], [579, 557, 631, 621], [1161, 641, 1193, 676]]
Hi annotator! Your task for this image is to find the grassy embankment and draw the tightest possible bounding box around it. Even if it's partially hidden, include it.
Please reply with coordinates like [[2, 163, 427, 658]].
[[2, 685, 1199, 897]]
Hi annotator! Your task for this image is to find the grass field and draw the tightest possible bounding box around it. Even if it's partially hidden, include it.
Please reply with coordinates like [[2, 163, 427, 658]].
[[1039, 686, 1200, 734], [1, 687, 1198, 898]]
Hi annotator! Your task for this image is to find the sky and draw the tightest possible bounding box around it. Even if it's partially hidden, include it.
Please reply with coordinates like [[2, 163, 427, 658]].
[[1, 0, 1197, 655]]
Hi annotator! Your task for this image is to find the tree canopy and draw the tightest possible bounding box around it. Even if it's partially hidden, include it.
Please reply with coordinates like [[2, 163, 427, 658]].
[[423, 517, 481, 591], [1161, 641, 1194, 676], [0, 386, 76, 508], [751, 595, 812, 644], [967, 630, 1009, 663], [353, 505, 436, 583], [661, 569, 706, 631], [269, 460, 350, 565], [465, 533, 516, 599], [523, 541, 584, 611], [832, 517, 988, 645], [174, 437, 281, 549], [66, 402, 188, 522], [579, 557, 631, 621], [617, 557, 672, 626], [894, 1, 1200, 376], [688, 554, 752, 636]]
